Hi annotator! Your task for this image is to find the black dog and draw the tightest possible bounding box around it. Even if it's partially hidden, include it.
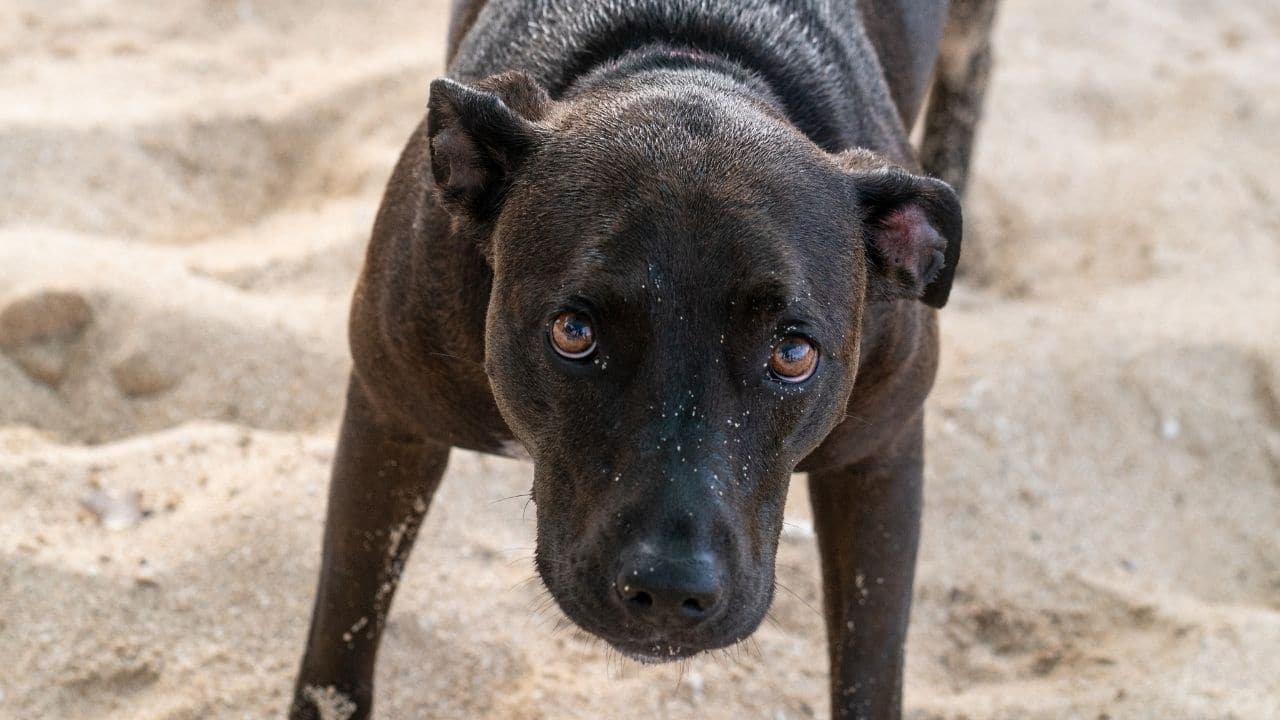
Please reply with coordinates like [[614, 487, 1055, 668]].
[[290, 1, 996, 717]]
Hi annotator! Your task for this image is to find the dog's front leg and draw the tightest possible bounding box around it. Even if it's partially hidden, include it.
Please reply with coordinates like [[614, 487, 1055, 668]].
[[289, 377, 450, 720], [808, 418, 923, 720]]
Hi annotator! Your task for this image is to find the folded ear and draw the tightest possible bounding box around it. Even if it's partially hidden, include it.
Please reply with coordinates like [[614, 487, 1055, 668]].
[[839, 150, 963, 308], [427, 72, 553, 219]]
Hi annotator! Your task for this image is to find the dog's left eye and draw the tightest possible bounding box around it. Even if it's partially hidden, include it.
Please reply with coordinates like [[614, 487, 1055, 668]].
[[549, 311, 596, 359], [769, 335, 818, 382]]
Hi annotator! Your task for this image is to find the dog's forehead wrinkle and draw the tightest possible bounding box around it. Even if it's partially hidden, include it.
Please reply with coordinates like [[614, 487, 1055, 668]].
[[569, 79, 790, 141], [560, 236, 815, 324], [545, 94, 819, 196]]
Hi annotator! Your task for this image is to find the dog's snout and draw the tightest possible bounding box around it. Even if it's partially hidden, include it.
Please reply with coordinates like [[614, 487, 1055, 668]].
[[613, 551, 726, 629]]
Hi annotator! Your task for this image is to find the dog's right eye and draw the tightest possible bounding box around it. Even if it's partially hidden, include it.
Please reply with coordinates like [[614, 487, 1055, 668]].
[[768, 334, 818, 383], [549, 311, 596, 359]]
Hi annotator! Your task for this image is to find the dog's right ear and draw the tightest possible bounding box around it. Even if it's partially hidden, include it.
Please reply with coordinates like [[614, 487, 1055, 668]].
[[427, 72, 553, 219]]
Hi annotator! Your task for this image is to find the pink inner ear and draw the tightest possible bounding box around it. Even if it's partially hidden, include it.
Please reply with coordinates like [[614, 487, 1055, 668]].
[[876, 205, 947, 283]]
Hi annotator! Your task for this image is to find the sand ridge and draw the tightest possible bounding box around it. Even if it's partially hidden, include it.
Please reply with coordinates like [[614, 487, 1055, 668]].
[[2, 1, 1278, 718]]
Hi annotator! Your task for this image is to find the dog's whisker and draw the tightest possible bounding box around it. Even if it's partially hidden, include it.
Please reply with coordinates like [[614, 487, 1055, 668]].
[[519, 589, 553, 632], [774, 579, 822, 618], [531, 594, 558, 617], [501, 550, 537, 567], [498, 545, 536, 554], [490, 492, 532, 506], [718, 645, 736, 666], [510, 573, 543, 592], [764, 609, 784, 629]]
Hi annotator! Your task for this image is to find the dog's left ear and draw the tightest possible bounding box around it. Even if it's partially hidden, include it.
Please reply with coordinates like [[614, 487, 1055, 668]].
[[427, 72, 553, 220], [838, 150, 963, 308]]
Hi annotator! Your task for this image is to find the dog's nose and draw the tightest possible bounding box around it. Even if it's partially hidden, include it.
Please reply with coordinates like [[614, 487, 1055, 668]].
[[614, 551, 725, 629]]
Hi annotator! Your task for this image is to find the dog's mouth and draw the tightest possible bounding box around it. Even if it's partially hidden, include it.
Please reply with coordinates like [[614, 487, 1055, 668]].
[[532, 500, 781, 664], [557, 603, 737, 662], [609, 638, 705, 664]]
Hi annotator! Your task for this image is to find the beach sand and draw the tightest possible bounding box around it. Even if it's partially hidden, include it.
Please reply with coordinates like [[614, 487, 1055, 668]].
[[2, 1, 1278, 717]]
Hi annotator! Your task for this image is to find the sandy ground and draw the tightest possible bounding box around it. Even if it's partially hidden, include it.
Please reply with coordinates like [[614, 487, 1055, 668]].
[[2, 1, 1278, 718]]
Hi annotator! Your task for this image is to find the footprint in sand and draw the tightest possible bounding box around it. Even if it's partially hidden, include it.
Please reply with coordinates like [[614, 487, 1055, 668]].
[[0, 288, 93, 387]]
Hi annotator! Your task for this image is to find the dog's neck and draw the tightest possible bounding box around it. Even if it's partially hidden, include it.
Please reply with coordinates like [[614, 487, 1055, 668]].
[[563, 42, 785, 116], [449, 1, 912, 160]]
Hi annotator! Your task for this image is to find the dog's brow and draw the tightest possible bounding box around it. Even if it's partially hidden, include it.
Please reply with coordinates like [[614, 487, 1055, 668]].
[[557, 276, 643, 314], [733, 278, 792, 316]]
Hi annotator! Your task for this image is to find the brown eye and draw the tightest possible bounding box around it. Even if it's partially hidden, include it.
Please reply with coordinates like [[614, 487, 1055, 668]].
[[550, 311, 596, 359], [769, 335, 817, 382]]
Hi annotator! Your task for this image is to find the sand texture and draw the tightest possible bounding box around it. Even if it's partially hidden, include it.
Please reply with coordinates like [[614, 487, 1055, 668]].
[[2, 1, 1278, 718]]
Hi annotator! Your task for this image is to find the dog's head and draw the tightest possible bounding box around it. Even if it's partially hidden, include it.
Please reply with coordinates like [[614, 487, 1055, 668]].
[[427, 70, 960, 661]]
